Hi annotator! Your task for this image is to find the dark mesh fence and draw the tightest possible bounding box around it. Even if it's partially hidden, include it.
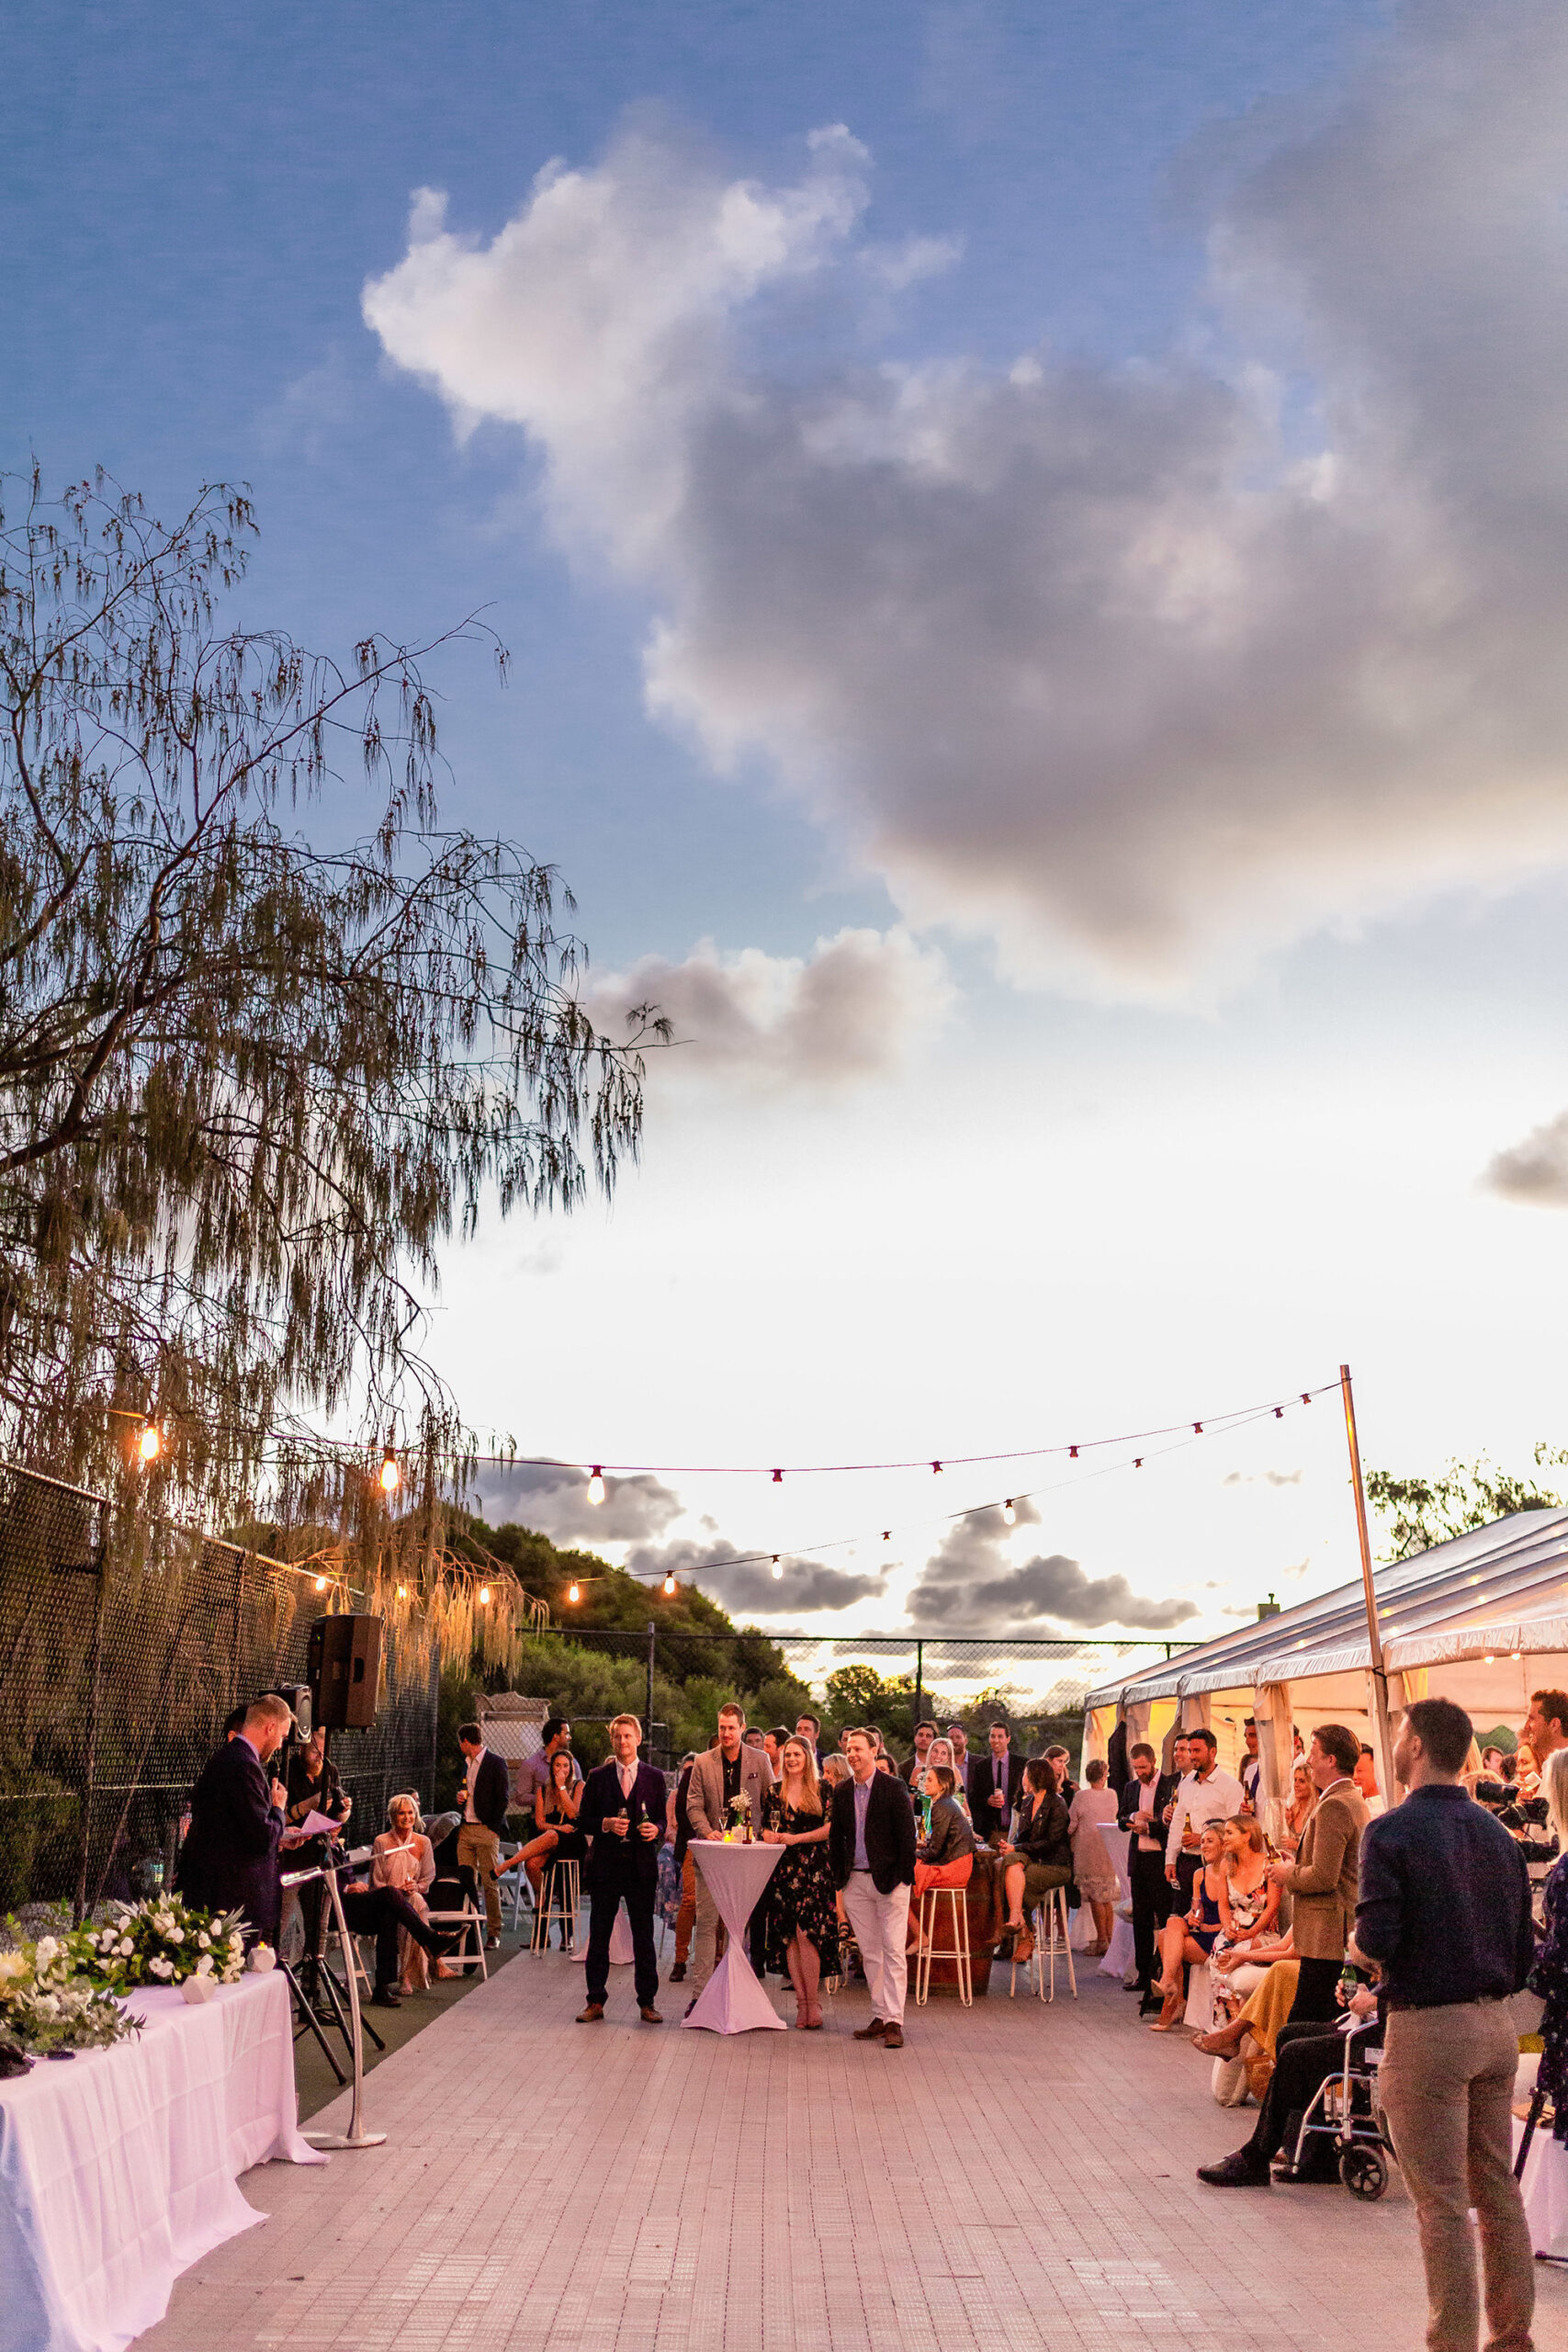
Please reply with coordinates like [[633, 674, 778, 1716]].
[[0, 1461, 440, 1917]]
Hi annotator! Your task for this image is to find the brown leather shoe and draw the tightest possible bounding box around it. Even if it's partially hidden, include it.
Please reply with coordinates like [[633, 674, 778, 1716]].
[[576, 2003, 605, 2023], [882, 2025, 904, 2049], [852, 2018, 888, 2041], [639, 2006, 663, 2024]]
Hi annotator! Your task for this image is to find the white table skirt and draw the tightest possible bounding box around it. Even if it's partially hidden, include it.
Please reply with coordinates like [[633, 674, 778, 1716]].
[[682, 1842, 784, 2033], [0, 1972, 322, 2352]]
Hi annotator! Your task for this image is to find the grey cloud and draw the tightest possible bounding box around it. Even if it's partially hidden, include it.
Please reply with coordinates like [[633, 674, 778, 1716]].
[[366, 15, 1568, 991], [579, 926, 951, 1089], [1483, 1111, 1568, 1206], [470, 1462, 682, 1544], [905, 1500, 1196, 1632], [626, 1534, 887, 1614]]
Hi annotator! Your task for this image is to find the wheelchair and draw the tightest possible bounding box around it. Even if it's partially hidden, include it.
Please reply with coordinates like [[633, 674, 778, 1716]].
[[1283, 2011, 1399, 2200]]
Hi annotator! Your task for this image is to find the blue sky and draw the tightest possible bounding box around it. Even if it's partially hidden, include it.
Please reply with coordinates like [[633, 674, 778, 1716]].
[[8, 0, 1568, 1645]]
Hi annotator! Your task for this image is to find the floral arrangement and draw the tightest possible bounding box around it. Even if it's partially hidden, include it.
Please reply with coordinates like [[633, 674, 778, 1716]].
[[78, 1894, 247, 1990], [725, 1792, 754, 1843], [0, 1934, 140, 2053]]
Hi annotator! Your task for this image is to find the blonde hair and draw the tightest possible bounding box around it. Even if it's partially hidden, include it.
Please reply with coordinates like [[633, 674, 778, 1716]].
[[778, 1736, 823, 1815], [387, 1791, 424, 1833], [1223, 1814, 1266, 1865], [1544, 1747, 1568, 1853], [821, 1754, 851, 1787], [608, 1713, 642, 1738]]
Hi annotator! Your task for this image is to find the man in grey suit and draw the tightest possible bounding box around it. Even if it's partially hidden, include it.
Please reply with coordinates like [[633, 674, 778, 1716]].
[[682, 1702, 775, 2002]]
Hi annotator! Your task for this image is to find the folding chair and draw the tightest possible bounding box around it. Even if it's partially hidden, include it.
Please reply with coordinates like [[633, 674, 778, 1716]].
[[423, 1894, 488, 1977]]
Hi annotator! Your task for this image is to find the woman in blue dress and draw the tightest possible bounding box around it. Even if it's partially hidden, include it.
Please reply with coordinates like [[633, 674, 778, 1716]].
[[1150, 1820, 1226, 2032]]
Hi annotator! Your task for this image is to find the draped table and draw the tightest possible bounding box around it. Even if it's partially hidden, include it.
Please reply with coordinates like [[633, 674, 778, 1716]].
[[0, 1972, 322, 2352], [682, 1841, 784, 2033]]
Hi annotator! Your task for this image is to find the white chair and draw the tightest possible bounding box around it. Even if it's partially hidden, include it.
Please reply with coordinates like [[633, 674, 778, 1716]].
[[1184, 1958, 1217, 2033], [423, 1895, 488, 1978], [1010, 1884, 1077, 2002], [914, 1883, 972, 2007], [501, 1847, 536, 1937], [533, 1857, 580, 1952]]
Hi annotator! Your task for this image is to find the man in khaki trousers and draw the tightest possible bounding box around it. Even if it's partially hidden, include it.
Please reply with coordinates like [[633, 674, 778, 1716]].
[[682, 1702, 774, 2003], [1354, 1697, 1535, 2352]]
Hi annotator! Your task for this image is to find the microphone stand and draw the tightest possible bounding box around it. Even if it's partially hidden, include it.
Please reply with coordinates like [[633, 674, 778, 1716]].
[[281, 1851, 388, 2151]]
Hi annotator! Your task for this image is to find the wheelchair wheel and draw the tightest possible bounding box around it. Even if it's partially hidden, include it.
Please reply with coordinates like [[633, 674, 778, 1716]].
[[1339, 2143, 1388, 2200]]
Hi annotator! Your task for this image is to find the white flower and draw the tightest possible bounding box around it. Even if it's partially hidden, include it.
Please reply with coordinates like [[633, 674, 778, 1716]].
[[195, 1954, 214, 1975], [167, 1927, 185, 1945], [197, 1931, 210, 1949], [35, 1938, 58, 1963], [149, 1956, 174, 1980], [118, 1939, 133, 1957]]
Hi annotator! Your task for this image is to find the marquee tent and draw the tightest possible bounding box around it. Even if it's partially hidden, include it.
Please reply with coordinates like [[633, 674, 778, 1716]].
[[1081, 1507, 1568, 1824]]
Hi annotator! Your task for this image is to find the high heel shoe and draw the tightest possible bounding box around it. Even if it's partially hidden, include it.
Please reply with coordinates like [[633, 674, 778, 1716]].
[[1146, 1981, 1185, 2031]]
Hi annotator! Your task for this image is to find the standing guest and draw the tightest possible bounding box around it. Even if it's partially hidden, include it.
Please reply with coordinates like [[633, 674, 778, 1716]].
[[767, 1727, 790, 1773], [665, 1752, 698, 1983], [1043, 1744, 1079, 1808], [1162, 1734, 1194, 1855], [576, 1713, 666, 2024], [683, 1702, 775, 2004], [1068, 1759, 1120, 1955], [902, 1722, 938, 1786], [976, 1721, 1025, 1845], [1515, 1740, 1542, 1798], [946, 1722, 974, 1799], [829, 1727, 917, 2048], [1525, 1689, 1568, 1768], [457, 1722, 512, 1951], [760, 1736, 839, 2028], [1355, 1697, 1535, 2352], [794, 1712, 826, 1765], [998, 1757, 1072, 1966], [179, 1692, 294, 1945], [1164, 1730, 1244, 1913], [372, 1793, 448, 1995], [744, 1726, 769, 1754], [499, 1748, 585, 1908], [285, 1724, 352, 1840], [1265, 1724, 1369, 2025], [874, 1754, 897, 1777], [1281, 1758, 1317, 1855], [1529, 1748, 1568, 2156], [519, 1719, 581, 1808], [1239, 1719, 1262, 1812], [822, 1753, 851, 1792], [1120, 1741, 1179, 2011], [1354, 1744, 1386, 1817]]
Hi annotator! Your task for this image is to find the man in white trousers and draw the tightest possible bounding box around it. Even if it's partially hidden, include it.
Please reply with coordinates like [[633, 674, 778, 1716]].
[[829, 1727, 918, 2048]]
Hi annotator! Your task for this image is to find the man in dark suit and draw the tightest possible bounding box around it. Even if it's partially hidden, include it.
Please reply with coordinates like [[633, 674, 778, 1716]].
[[901, 1722, 938, 1788], [178, 1691, 294, 1945], [457, 1721, 513, 1949], [1119, 1741, 1178, 2011], [974, 1720, 1025, 1846], [829, 1726, 918, 2048], [576, 1713, 666, 2024]]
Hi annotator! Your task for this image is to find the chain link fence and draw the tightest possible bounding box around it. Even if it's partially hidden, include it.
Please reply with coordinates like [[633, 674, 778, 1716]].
[[0, 1461, 440, 1917]]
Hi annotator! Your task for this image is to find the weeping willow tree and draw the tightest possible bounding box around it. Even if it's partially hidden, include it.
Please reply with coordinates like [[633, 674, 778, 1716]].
[[0, 467, 661, 1510]]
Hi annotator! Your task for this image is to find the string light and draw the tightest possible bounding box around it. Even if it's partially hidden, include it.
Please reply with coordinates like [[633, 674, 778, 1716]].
[[568, 1580, 581, 1604], [137, 1419, 162, 1464], [772, 1555, 783, 1580], [479, 1585, 491, 1605], [396, 1584, 407, 1600], [772, 1468, 783, 1484], [931, 1460, 942, 1475], [662, 1572, 676, 1595], [586, 1468, 605, 1506], [1002, 1499, 1016, 1526], [314, 1575, 328, 1594], [378, 1431, 400, 1495]]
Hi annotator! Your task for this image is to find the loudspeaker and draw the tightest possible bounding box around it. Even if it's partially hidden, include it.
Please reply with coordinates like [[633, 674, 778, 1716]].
[[306, 1613, 382, 1730]]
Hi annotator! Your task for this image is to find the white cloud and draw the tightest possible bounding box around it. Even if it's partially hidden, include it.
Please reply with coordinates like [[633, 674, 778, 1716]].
[[367, 8, 1568, 993], [580, 925, 951, 1087], [470, 1461, 681, 1544], [1483, 1110, 1568, 1207]]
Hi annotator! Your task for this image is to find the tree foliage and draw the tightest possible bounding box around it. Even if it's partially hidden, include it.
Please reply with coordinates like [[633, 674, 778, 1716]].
[[0, 469, 660, 1504], [1365, 1446, 1566, 1561]]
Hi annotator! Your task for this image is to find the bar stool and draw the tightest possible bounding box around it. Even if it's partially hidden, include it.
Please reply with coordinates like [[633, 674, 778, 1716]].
[[914, 1882, 972, 2007], [533, 1856, 580, 1951], [1010, 1884, 1077, 2003]]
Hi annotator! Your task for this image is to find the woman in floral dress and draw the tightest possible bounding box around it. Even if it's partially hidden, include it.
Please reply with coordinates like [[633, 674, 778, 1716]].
[[760, 1736, 840, 2029]]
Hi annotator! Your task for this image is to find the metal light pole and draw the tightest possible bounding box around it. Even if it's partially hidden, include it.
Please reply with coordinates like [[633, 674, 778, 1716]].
[[1340, 1363, 1399, 1809]]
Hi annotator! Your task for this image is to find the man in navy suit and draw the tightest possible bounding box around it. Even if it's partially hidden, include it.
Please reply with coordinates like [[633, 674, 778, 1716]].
[[974, 1720, 1026, 1846], [178, 1691, 295, 1944], [576, 1713, 667, 2024]]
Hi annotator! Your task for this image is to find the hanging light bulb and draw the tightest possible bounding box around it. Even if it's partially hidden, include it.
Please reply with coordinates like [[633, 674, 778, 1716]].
[[378, 1431, 400, 1495], [137, 1418, 163, 1464], [1002, 1498, 1016, 1526], [587, 1467, 606, 1506], [882, 1530, 891, 1544], [662, 1572, 676, 1596], [931, 1460, 942, 1475], [479, 1585, 491, 1605], [396, 1584, 407, 1600], [772, 1468, 784, 1484], [568, 1580, 581, 1604], [314, 1575, 328, 1594], [772, 1555, 783, 1580]]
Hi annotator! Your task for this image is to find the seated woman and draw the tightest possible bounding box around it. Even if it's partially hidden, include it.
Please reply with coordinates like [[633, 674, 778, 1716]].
[[1210, 1814, 1281, 2013], [1516, 1738, 1542, 1798], [923, 1737, 972, 1820], [372, 1792, 452, 1994], [1280, 1760, 1315, 1857], [500, 1747, 586, 1906], [1149, 1820, 1226, 2031], [1193, 1947, 1301, 2082], [1067, 1759, 1120, 1956], [907, 1764, 976, 1951], [998, 1756, 1071, 1965]]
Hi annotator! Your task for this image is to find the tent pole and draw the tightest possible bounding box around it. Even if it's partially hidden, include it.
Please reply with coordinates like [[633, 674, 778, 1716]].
[[1340, 1363, 1400, 1809]]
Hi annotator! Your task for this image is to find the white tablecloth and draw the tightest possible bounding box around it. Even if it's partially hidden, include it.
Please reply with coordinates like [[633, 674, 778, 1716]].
[[0, 1972, 322, 2352], [683, 1842, 784, 2033]]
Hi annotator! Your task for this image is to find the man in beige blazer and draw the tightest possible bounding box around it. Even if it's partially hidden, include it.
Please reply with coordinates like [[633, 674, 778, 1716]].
[[682, 1702, 775, 2002], [1267, 1720, 1369, 2025]]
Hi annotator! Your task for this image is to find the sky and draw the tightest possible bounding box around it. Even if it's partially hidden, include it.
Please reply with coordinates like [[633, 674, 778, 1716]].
[[7, 0, 1568, 1655]]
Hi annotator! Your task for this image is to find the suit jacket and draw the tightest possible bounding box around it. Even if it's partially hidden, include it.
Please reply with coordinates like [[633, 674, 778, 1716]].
[[684, 1742, 775, 1841], [459, 1747, 512, 1838], [829, 1768, 917, 1894], [578, 1758, 668, 1888], [1118, 1772, 1178, 1852], [1280, 1781, 1370, 1960], [177, 1736, 285, 1944], [972, 1749, 1025, 1827]]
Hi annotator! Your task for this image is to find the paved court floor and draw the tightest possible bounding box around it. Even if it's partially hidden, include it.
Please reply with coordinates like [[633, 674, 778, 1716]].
[[142, 1947, 1568, 2352]]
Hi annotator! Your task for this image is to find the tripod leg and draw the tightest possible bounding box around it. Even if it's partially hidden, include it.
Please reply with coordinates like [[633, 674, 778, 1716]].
[[280, 1960, 349, 2085]]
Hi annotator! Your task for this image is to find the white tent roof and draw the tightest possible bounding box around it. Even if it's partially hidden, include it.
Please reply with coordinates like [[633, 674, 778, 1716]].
[[1084, 1507, 1568, 1708]]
